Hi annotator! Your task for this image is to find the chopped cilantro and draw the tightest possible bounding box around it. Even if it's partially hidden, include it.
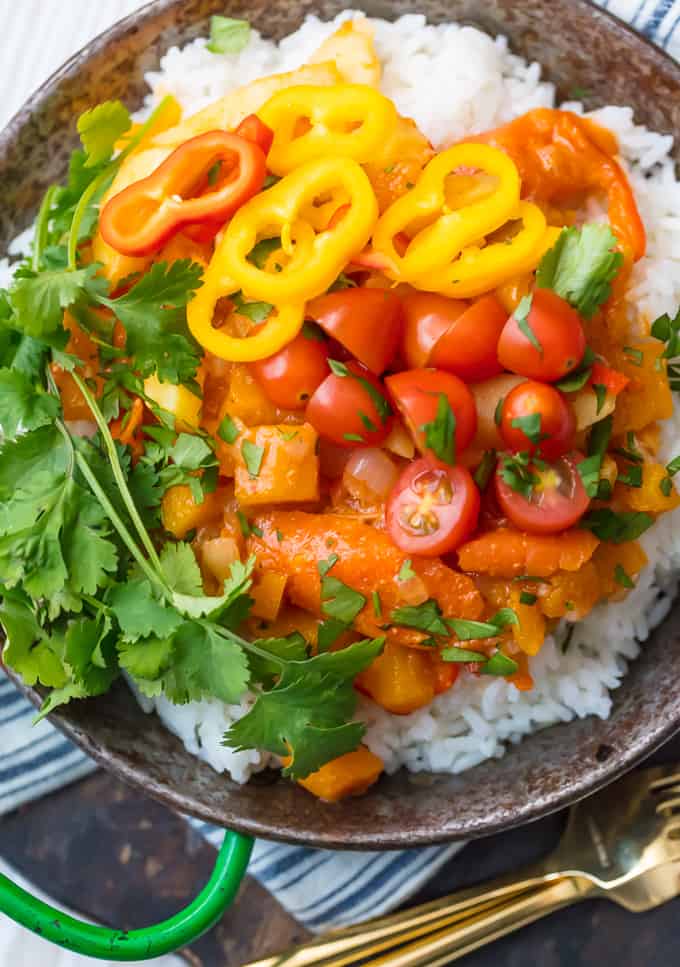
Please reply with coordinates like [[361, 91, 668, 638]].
[[372, 591, 382, 618], [618, 464, 642, 488], [519, 591, 538, 606], [500, 451, 538, 499], [614, 563, 634, 589], [494, 397, 505, 426], [666, 456, 680, 477], [207, 16, 251, 54], [592, 383, 607, 414], [318, 554, 339, 578], [473, 450, 496, 491], [580, 508, 653, 542], [328, 358, 392, 424], [231, 292, 274, 324], [397, 559, 416, 582], [510, 412, 544, 446], [651, 307, 680, 360], [482, 651, 519, 676], [247, 237, 280, 268], [218, 414, 239, 445], [420, 393, 456, 464], [660, 476, 673, 498], [321, 576, 365, 624], [301, 321, 326, 342], [623, 346, 643, 367], [276, 529, 284, 543], [343, 432, 364, 443], [514, 295, 542, 355], [241, 439, 264, 478]]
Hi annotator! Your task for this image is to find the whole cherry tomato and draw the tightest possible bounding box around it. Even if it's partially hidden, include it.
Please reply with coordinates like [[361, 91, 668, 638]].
[[498, 288, 586, 382], [386, 458, 480, 556], [500, 380, 575, 461], [306, 360, 393, 447], [251, 330, 329, 410], [495, 451, 590, 534]]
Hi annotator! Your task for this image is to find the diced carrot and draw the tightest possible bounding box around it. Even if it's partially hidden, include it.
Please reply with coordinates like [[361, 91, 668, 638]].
[[457, 528, 600, 578], [356, 641, 437, 714], [610, 343, 673, 434], [296, 747, 384, 802], [247, 605, 320, 648], [539, 563, 601, 619], [247, 512, 484, 646], [234, 424, 320, 506], [109, 397, 145, 460], [226, 364, 281, 427]]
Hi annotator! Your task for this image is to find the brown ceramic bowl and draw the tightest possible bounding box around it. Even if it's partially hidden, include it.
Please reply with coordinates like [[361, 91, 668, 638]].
[[2, 0, 680, 849]]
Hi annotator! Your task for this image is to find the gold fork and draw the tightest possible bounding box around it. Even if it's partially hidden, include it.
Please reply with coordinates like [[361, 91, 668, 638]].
[[244, 764, 680, 967]]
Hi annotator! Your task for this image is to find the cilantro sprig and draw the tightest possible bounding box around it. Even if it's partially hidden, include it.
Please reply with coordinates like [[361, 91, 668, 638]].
[[536, 224, 623, 318]]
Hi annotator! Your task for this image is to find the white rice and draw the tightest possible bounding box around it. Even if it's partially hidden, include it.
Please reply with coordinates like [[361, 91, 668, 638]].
[[5, 12, 680, 785]]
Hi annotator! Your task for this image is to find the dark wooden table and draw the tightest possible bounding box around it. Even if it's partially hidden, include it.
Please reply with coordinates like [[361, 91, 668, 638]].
[[3, 735, 680, 967]]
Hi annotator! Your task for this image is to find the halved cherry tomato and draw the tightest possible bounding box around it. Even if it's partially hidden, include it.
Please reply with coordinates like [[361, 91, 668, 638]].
[[494, 451, 590, 535], [401, 292, 467, 369], [386, 369, 477, 461], [430, 295, 507, 382], [306, 288, 403, 375], [234, 114, 274, 156], [498, 289, 586, 382], [251, 331, 329, 410], [589, 361, 629, 396], [386, 458, 480, 556], [306, 360, 393, 448], [500, 380, 575, 461]]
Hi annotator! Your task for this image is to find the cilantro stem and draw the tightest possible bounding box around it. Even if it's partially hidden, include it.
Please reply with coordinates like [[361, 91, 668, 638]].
[[71, 371, 164, 576], [73, 448, 167, 593], [32, 185, 58, 272], [67, 95, 177, 271]]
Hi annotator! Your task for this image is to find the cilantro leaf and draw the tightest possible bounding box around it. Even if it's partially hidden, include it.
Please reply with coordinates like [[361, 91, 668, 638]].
[[99, 260, 204, 385], [77, 100, 131, 167], [511, 412, 543, 446], [651, 307, 680, 360], [391, 599, 450, 637], [9, 264, 105, 340], [614, 563, 634, 589], [421, 393, 456, 464], [206, 16, 251, 54], [218, 414, 239, 444], [449, 609, 518, 642], [231, 292, 273, 323], [0, 589, 68, 688], [317, 618, 348, 652], [473, 450, 496, 491], [159, 542, 203, 596], [482, 651, 519, 676], [397, 559, 416, 582], [247, 633, 309, 687], [321, 576, 366, 624], [0, 368, 60, 440], [536, 225, 623, 318], [328, 359, 392, 424], [224, 637, 384, 779], [109, 579, 184, 642], [247, 237, 281, 268], [241, 439, 264, 478], [580, 508, 653, 542]]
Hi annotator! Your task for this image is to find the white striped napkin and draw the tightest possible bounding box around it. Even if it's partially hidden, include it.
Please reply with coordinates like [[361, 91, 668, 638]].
[[1, 0, 679, 936]]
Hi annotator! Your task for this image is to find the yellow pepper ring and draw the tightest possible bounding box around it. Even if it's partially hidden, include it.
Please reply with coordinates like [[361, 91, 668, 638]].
[[186, 267, 304, 363], [372, 143, 521, 281], [220, 156, 378, 304], [259, 84, 398, 175], [415, 201, 551, 299]]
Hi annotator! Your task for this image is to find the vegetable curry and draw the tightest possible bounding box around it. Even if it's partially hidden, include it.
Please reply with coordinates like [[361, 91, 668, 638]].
[[1, 18, 679, 804]]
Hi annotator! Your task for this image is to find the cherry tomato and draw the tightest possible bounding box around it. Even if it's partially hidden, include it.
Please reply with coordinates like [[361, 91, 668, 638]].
[[429, 294, 507, 381], [386, 458, 480, 556], [401, 292, 467, 369], [251, 331, 329, 410], [306, 360, 393, 448], [306, 288, 403, 375], [500, 380, 575, 461], [386, 369, 477, 461], [494, 451, 590, 535], [498, 289, 586, 382]]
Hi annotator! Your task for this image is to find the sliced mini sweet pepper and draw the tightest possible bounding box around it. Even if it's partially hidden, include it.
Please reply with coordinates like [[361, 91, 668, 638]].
[[186, 261, 304, 363], [99, 129, 268, 257], [372, 143, 552, 297], [372, 143, 521, 280], [218, 155, 378, 304], [258, 83, 397, 175]]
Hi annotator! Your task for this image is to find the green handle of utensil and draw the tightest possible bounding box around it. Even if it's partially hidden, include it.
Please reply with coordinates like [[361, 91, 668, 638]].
[[0, 829, 253, 961]]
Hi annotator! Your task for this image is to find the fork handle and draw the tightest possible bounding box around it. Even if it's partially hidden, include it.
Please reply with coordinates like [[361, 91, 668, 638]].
[[243, 866, 560, 967], [364, 876, 591, 967]]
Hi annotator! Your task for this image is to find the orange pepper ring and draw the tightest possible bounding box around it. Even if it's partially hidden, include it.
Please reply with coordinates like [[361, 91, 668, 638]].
[[99, 130, 267, 258]]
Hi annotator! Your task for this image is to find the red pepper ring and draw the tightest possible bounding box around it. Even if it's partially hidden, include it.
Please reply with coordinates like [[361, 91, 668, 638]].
[[99, 130, 268, 257]]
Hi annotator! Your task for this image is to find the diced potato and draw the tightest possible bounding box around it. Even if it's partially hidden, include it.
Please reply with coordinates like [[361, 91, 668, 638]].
[[234, 424, 320, 506], [309, 19, 381, 87], [144, 374, 201, 431], [161, 484, 225, 539], [297, 747, 384, 802], [226, 365, 280, 427], [250, 571, 288, 621], [569, 385, 617, 432], [200, 536, 241, 584], [356, 641, 436, 714]]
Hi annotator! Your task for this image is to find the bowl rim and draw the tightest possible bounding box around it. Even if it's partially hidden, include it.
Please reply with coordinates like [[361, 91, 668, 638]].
[[2, 0, 680, 849]]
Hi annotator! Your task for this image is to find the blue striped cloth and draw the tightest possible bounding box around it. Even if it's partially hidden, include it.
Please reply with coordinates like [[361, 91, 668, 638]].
[[1, 0, 679, 934]]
